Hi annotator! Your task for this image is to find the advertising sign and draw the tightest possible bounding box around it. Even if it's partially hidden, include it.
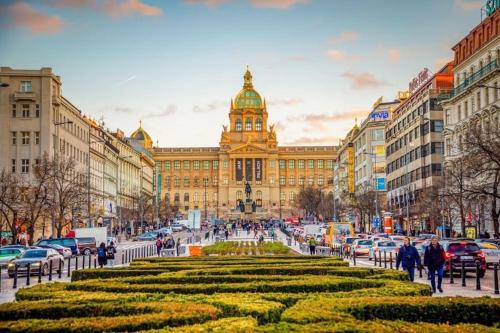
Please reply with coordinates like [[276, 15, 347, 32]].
[[370, 111, 389, 121], [486, 0, 499, 16], [255, 158, 262, 181], [236, 158, 243, 181], [409, 68, 430, 93], [245, 158, 253, 181], [376, 178, 385, 190]]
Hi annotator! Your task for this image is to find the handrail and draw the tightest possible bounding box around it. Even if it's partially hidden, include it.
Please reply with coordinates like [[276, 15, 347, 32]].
[[451, 59, 499, 97]]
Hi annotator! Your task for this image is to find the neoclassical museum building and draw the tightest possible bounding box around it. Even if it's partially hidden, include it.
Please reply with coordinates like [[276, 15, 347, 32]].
[[135, 68, 337, 220]]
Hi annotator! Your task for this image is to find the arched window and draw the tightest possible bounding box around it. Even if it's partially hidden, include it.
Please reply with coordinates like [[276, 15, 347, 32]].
[[236, 190, 243, 201], [245, 118, 252, 131], [174, 193, 180, 203], [194, 192, 199, 203], [184, 193, 189, 202], [235, 119, 242, 132], [165, 193, 170, 202], [256, 118, 262, 131], [256, 190, 262, 207]]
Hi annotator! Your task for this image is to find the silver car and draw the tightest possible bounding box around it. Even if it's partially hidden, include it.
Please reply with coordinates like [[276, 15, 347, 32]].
[[0, 248, 25, 268], [477, 242, 500, 267], [7, 248, 64, 277], [368, 240, 399, 261]]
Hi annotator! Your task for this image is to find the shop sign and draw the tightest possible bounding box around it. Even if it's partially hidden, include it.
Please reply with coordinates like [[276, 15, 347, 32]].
[[370, 111, 389, 121], [409, 68, 430, 93], [255, 158, 262, 181], [486, 0, 499, 16]]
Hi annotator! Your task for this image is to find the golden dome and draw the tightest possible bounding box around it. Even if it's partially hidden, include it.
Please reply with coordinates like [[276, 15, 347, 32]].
[[234, 67, 264, 109], [131, 121, 153, 148]]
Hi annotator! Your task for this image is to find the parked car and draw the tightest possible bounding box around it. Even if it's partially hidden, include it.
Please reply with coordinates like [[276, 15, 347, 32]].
[[476, 242, 500, 267], [342, 237, 360, 253], [1, 245, 29, 250], [170, 223, 184, 232], [138, 232, 159, 241], [414, 241, 429, 261], [7, 249, 64, 277], [368, 240, 398, 261], [36, 238, 79, 256], [443, 241, 486, 277], [107, 237, 117, 246], [0, 248, 25, 268], [351, 239, 373, 256], [157, 228, 173, 235], [75, 237, 97, 255], [38, 244, 72, 259], [418, 234, 439, 240]]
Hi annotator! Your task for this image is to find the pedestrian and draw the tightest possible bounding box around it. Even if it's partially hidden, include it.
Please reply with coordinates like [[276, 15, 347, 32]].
[[97, 242, 107, 268], [165, 237, 174, 249], [308, 237, 317, 255], [106, 241, 117, 267], [396, 237, 421, 282], [155, 237, 163, 257], [224, 228, 229, 240], [176, 237, 181, 256], [424, 236, 445, 293]]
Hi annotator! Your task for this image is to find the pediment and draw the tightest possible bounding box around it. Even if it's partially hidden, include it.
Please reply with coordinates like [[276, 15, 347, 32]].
[[227, 142, 269, 154]]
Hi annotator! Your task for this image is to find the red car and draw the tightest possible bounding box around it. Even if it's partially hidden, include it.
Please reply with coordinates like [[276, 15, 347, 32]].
[[443, 241, 486, 277]]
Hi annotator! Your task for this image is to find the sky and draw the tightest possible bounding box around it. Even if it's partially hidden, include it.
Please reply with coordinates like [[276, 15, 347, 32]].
[[0, 0, 487, 147]]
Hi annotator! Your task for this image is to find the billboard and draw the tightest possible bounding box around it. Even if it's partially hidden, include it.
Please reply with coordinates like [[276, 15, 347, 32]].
[[255, 158, 262, 181], [236, 159, 243, 181], [245, 158, 253, 181], [376, 178, 385, 190]]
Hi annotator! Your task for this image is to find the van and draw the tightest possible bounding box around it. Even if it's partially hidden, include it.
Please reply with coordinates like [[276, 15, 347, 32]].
[[36, 238, 79, 256]]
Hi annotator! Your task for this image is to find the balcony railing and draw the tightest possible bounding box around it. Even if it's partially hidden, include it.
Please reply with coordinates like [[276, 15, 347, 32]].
[[451, 59, 499, 98]]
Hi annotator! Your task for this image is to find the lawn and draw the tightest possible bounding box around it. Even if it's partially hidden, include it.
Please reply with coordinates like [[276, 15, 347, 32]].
[[2, 256, 499, 332]]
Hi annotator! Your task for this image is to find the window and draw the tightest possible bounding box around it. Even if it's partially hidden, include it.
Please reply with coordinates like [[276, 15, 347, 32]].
[[458, 105, 462, 121], [255, 118, 262, 131], [269, 175, 275, 185], [288, 176, 295, 186], [318, 175, 324, 186], [35, 104, 40, 117], [11, 159, 16, 173], [183, 176, 190, 187], [289, 192, 296, 202], [307, 160, 314, 169], [22, 104, 30, 118], [193, 177, 200, 187], [280, 192, 286, 203], [223, 160, 228, 169], [34, 132, 40, 144], [327, 160, 333, 169], [194, 192, 199, 203], [431, 120, 444, 132], [235, 119, 242, 132], [21, 159, 29, 173], [223, 176, 228, 185], [20, 81, 32, 93], [298, 160, 305, 169], [203, 160, 209, 170], [317, 160, 324, 169], [299, 176, 305, 186], [183, 160, 190, 170], [193, 161, 200, 170], [174, 160, 181, 170], [174, 193, 180, 203], [212, 177, 218, 186], [279, 160, 286, 169], [174, 176, 180, 187], [464, 101, 468, 118], [431, 163, 442, 176], [477, 91, 481, 111], [166, 176, 171, 188], [165, 161, 171, 170], [213, 161, 219, 169], [279, 176, 285, 185], [431, 142, 444, 154], [11, 132, 16, 145], [256, 190, 262, 207], [21, 131, 30, 145], [236, 191, 243, 201], [11, 104, 16, 118], [372, 129, 384, 141], [245, 118, 252, 131], [308, 176, 314, 186], [288, 160, 295, 169], [269, 160, 275, 168]]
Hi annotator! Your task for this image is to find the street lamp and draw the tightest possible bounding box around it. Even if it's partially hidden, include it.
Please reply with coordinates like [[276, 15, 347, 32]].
[[362, 150, 380, 231]]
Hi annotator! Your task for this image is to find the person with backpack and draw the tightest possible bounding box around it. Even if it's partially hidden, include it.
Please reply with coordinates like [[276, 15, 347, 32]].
[[97, 242, 107, 268], [424, 236, 445, 293], [165, 237, 174, 249], [155, 237, 163, 256], [106, 241, 117, 267], [396, 237, 421, 282]]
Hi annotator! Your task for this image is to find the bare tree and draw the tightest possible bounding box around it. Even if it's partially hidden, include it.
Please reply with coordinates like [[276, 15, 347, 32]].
[[444, 153, 469, 236], [353, 184, 376, 232], [0, 170, 23, 244], [296, 186, 322, 219], [413, 184, 442, 232]]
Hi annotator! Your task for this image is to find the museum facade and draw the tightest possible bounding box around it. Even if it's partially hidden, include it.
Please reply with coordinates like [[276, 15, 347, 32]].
[[150, 68, 337, 220]]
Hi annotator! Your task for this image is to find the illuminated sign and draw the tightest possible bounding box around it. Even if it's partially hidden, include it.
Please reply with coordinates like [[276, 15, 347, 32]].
[[370, 111, 389, 121], [255, 158, 262, 181], [486, 0, 499, 16], [409, 68, 430, 93]]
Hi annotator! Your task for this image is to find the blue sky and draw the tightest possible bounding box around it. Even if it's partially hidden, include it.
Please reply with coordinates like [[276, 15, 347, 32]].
[[0, 0, 485, 146]]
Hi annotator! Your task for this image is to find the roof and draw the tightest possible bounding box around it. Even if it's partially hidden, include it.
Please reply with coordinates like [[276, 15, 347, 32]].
[[234, 67, 264, 109]]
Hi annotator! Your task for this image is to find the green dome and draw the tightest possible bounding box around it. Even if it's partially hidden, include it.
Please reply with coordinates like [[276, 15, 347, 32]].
[[234, 67, 264, 109]]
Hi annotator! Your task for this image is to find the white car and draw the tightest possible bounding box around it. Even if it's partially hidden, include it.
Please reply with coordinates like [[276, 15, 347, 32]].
[[477, 242, 500, 267], [368, 240, 399, 261]]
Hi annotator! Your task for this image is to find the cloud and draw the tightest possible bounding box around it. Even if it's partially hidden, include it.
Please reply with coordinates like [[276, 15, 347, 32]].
[[454, 0, 483, 11], [111, 106, 135, 113], [285, 135, 342, 146], [325, 49, 361, 62], [45, 0, 97, 7], [117, 75, 136, 85], [143, 104, 177, 118], [5, 2, 63, 35], [103, 0, 163, 16], [329, 31, 359, 44], [267, 97, 304, 107], [288, 108, 370, 131], [183, 0, 231, 7], [249, 0, 310, 9], [193, 100, 227, 113], [387, 48, 401, 62], [341, 71, 388, 89]]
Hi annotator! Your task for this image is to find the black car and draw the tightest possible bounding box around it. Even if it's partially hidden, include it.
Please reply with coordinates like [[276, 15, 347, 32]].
[[443, 241, 487, 277]]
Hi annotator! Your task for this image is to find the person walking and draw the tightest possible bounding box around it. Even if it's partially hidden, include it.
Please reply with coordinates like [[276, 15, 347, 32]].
[[396, 237, 421, 282], [424, 236, 445, 293], [97, 242, 107, 268], [176, 237, 181, 256], [224, 228, 229, 240], [155, 237, 163, 257], [308, 237, 317, 255], [106, 241, 117, 267]]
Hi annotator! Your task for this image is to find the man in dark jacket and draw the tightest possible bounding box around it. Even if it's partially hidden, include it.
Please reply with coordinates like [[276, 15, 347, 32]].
[[424, 236, 445, 293], [396, 237, 421, 281]]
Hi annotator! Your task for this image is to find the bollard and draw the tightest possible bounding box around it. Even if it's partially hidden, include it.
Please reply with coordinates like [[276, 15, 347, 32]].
[[461, 262, 466, 287], [58, 259, 62, 279], [378, 251, 382, 268], [67, 257, 71, 277], [128, 249, 131, 263], [75, 256, 79, 271], [13, 264, 18, 289], [48, 260, 53, 281], [37, 261, 42, 283], [353, 250, 356, 266], [26, 263, 31, 286], [88, 254, 91, 269], [384, 251, 387, 269], [476, 263, 481, 290], [373, 252, 377, 266], [449, 263, 454, 284], [122, 250, 125, 265], [82, 255, 85, 270], [389, 252, 393, 269], [494, 263, 499, 295], [419, 265, 423, 278], [94, 257, 97, 269]]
